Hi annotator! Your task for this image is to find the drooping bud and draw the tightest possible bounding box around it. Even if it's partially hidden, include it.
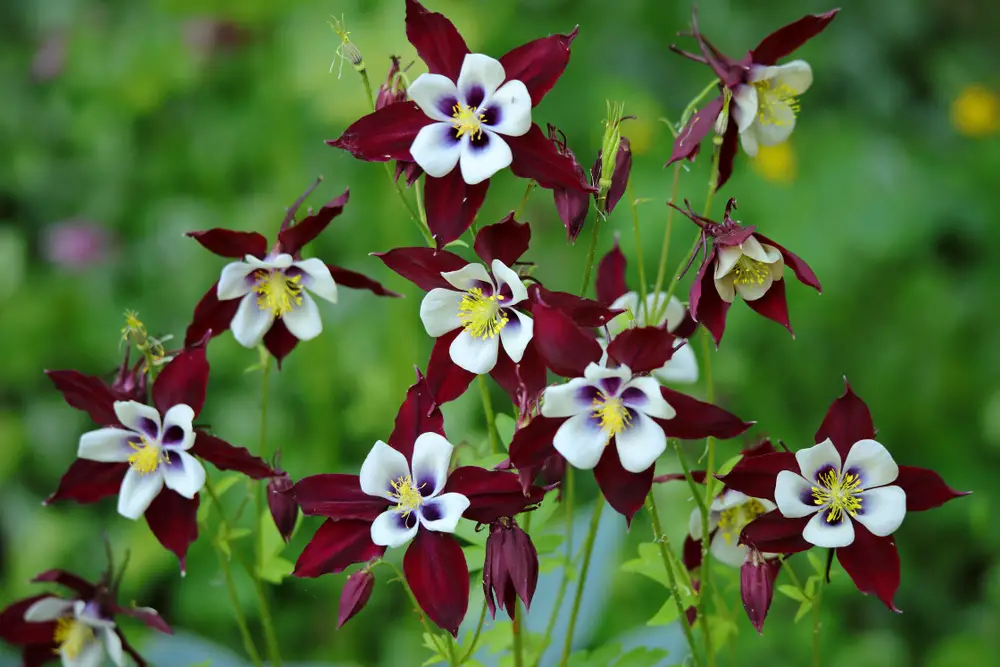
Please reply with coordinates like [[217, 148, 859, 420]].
[[337, 569, 375, 628], [740, 548, 780, 633], [591, 136, 632, 215], [267, 457, 298, 543], [375, 56, 407, 110], [483, 518, 539, 619], [547, 124, 591, 241]]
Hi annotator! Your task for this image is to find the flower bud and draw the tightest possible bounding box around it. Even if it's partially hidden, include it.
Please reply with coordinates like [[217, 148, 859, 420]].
[[598, 101, 626, 195], [740, 548, 780, 633], [266, 466, 297, 543], [375, 56, 407, 110], [111, 347, 148, 404], [483, 518, 539, 619], [591, 136, 632, 215], [338, 569, 375, 628], [547, 124, 590, 241]]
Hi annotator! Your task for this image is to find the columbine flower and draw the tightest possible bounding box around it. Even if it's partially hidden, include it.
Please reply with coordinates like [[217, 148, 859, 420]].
[[483, 518, 538, 620], [185, 184, 398, 364], [375, 56, 422, 186], [329, 0, 592, 247], [596, 241, 699, 384], [741, 547, 781, 633], [0, 568, 171, 667], [338, 569, 375, 629], [46, 347, 275, 567], [285, 372, 544, 636], [719, 379, 970, 612], [266, 457, 298, 543], [666, 8, 839, 189], [675, 198, 821, 345], [691, 490, 776, 567]]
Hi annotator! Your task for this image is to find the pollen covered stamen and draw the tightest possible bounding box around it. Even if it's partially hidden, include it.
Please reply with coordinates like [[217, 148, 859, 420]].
[[458, 288, 508, 339], [812, 470, 863, 523], [128, 436, 170, 475], [754, 79, 801, 126], [255, 270, 303, 317], [718, 498, 769, 544], [591, 392, 632, 439], [389, 475, 424, 517], [732, 256, 770, 286], [53, 618, 94, 658], [452, 103, 486, 140]]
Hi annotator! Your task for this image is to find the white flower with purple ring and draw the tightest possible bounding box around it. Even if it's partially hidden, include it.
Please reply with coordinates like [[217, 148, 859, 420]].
[[23, 598, 124, 667], [603, 291, 699, 384], [689, 489, 776, 567]]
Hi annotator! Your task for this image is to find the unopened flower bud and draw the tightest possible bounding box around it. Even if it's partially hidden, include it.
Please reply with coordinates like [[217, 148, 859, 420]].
[[483, 518, 538, 619], [547, 124, 590, 241], [598, 101, 626, 196], [338, 569, 375, 628], [375, 56, 407, 110], [267, 465, 297, 543], [112, 347, 148, 403], [740, 548, 780, 633], [591, 136, 632, 215]]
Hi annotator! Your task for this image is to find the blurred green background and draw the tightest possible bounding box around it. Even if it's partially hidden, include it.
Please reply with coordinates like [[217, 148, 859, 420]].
[[2, 0, 999, 665]]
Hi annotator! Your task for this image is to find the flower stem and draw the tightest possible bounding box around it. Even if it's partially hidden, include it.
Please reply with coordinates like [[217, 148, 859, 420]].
[[579, 207, 604, 296], [479, 376, 501, 454], [515, 181, 536, 219], [512, 603, 526, 667], [812, 561, 825, 667], [415, 175, 436, 247], [558, 494, 605, 667], [627, 180, 648, 312], [645, 494, 702, 667], [533, 468, 575, 667], [698, 329, 716, 667], [385, 561, 454, 663], [649, 164, 682, 321], [460, 600, 488, 664]]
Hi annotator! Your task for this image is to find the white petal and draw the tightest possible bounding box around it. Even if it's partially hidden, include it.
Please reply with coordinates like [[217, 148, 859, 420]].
[[420, 288, 464, 337], [101, 627, 125, 667], [231, 293, 274, 348], [795, 438, 842, 484], [246, 253, 293, 270], [113, 401, 160, 438], [688, 508, 704, 541], [607, 292, 639, 335], [658, 294, 687, 331], [714, 489, 752, 512], [499, 310, 533, 363], [459, 130, 512, 185], [484, 79, 532, 136], [621, 377, 675, 419], [65, 635, 106, 667], [541, 378, 595, 418], [740, 127, 760, 157], [78, 428, 133, 463], [294, 258, 338, 304], [161, 404, 195, 450], [842, 439, 899, 489], [75, 601, 115, 629], [24, 597, 74, 622], [614, 412, 666, 473], [491, 259, 528, 305], [442, 263, 493, 291], [751, 60, 813, 95], [161, 451, 206, 499], [553, 413, 609, 470], [710, 533, 749, 568], [359, 440, 411, 501], [752, 106, 796, 146], [282, 291, 323, 341], [582, 362, 632, 384], [652, 342, 699, 385], [410, 122, 462, 178], [732, 84, 759, 133], [117, 468, 164, 520], [449, 329, 500, 374], [407, 73, 460, 122], [370, 509, 419, 548], [418, 492, 470, 534], [410, 432, 454, 498], [714, 275, 736, 303], [714, 245, 743, 280], [802, 511, 855, 548], [854, 486, 907, 537], [741, 237, 781, 265], [456, 53, 506, 103], [733, 272, 774, 301], [774, 470, 820, 519], [217, 261, 256, 301]]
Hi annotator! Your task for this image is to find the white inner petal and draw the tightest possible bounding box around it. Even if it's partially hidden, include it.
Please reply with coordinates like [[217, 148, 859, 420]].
[[614, 412, 666, 473], [23, 597, 75, 622], [449, 329, 500, 374], [370, 509, 419, 549], [410, 122, 462, 179], [161, 451, 207, 499], [854, 485, 907, 537], [230, 293, 275, 348], [410, 432, 455, 498], [498, 310, 533, 364], [802, 510, 855, 548], [217, 261, 256, 301], [442, 263, 493, 292], [795, 438, 842, 483], [541, 379, 596, 418], [117, 468, 165, 520], [113, 401, 160, 437], [459, 130, 512, 185], [282, 291, 323, 341], [841, 439, 899, 490], [483, 79, 532, 137], [420, 288, 465, 337], [359, 440, 411, 501], [294, 258, 339, 304], [491, 259, 528, 305], [418, 492, 470, 534], [456, 53, 506, 104], [774, 470, 820, 519], [408, 72, 460, 122], [553, 412, 609, 470]]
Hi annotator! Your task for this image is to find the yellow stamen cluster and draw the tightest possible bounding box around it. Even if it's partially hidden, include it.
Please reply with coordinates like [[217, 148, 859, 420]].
[[754, 79, 801, 126], [812, 470, 863, 523], [389, 475, 424, 517], [458, 288, 508, 339], [255, 271, 303, 317], [591, 392, 632, 439], [128, 436, 169, 475], [717, 498, 769, 544], [452, 103, 486, 140], [732, 256, 770, 286], [53, 618, 94, 658]]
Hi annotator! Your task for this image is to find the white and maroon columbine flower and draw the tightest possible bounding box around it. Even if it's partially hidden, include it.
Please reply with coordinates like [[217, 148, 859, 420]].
[[690, 490, 776, 567], [22, 599, 123, 667]]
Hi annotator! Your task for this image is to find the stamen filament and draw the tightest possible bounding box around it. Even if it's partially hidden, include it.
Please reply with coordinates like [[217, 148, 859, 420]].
[[812, 469, 863, 523], [452, 103, 486, 140], [458, 288, 508, 339], [255, 270, 304, 317]]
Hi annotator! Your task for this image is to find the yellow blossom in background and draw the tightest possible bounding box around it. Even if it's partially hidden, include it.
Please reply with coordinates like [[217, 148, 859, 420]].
[[751, 142, 797, 184], [950, 84, 999, 138]]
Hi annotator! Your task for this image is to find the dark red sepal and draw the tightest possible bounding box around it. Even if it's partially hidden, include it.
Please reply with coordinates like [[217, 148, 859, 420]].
[[739, 512, 812, 554], [595, 241, 628, 306], [190, 432, 274, 480], [744, 279, 793, 336], [404, 0, 469, 81], [185, 229, 268, 259], [715, 122, 740, 191], [531, 299, 602, 378], [293, 519, 385, 578], [114, 605, 172, 635], [144, 490, 199, 572], [0, 595, 57, 645], [263, 320, 298, 367], [499, 27, 578, 107], [490, 342, 546, 410], [403, 530, 469, 637], [689, 246, 730, 346], [473, 213, 530, 267], [751, 9, 840, 66], [607, 326, 677, 374], [276, 189, 349, 257], [388, 370, 445, 460], [755, 233, 821, 292], [528, 285, 621, 328], [445, 467, 544, 524], [152, 347, 209, 416], [425, 170, 491, 249], [682, 535, 702, 571], [31, 570, 97, 598], [593, 446, 653, 525], [507, 124, 598, 192], [657, 387, 753, 440], [508, 416, 561, 494], [373, 246, 468, 292], [45, 370, 121, 426], [327, 102, 429, 162], [338, 569, 375, 628], [327, 265, 402, 298], [814, 378, 875, 459], [286, 474, 386, 521], [426, 330, 476, 406], [894, 466, 971, 512], [741, 548, 781, 633], [836, 525, 901, 612], [547, 125, 591, 241], [184, 282, 238, 347], [46, 460, 127, 505], [717, 451, 797, 502], [666, 96, 723, 167]]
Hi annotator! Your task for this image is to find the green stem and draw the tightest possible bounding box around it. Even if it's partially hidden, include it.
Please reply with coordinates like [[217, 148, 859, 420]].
[[512, 603, 525, 667], [645, 494, 702, 667], [698, 329, 716, 667], [415, 175, 435, 247], [533, 467, 574, 667], [812, 584, 823, 667], [558, 494, 605, 667], [460, 600, 488, 664], [479, 376, 501, 454], [515, 181, 536, 219], [627, 180, 648, 312], [672, 440, 708, 519], [384, 562, 455, 664], [579, 207, 604, 296], [649, 164, 682, 322]]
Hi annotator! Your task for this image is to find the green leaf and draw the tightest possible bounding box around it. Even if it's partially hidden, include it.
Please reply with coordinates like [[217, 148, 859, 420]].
[[793, 600, 813, 623], [807, 551, 825, 576], [621, 543, 670, 588], [453, 518, 489, 546], [646, 599, 680, 627], [716, 453, 744, 477], [531, 533, 564, 554], [525, 490, 560, 533], [777, 584, 807, 602], [225, 528, 252, 541], [197, 475, 243, 523], [257, 557, 294, 585], [443, 239, 469, 249], [706, 615, 738, 653], [805, 574, 818, 598], [494, 413, 515, 450], [463, 545, 486, 573], [614, 647, 670, 667]]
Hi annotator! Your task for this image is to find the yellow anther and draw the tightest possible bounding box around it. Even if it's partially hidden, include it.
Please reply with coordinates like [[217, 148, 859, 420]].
[[754, 79, 801, 126], [717, 498, 769, 544], [127, 436, 169, 475], [254, 271, 303, 317], [458, 288, 508, 339], [452, 103, 486, 140], [389, 475, 424, 517], [732, 256, 770, 286], [591, 392, 632, 438], [54, 618, 94, 658], [812, 470, 863, 523]]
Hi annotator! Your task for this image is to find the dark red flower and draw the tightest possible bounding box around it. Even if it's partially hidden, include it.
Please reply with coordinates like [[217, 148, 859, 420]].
[[667, 8, 839, 189], [328, 0, 593, 248], [338, 569, 375, 629], [592, 136, 632, 215], [741, 547, 781, 633], [483, 518, 538, 620], [45, 346, 276, 569], [0, 568, 171, 667], [184, 182, 399, 365], [720, 378, 970, 618], [267, 455, 298, 543], [673, 198, 820, 346], [547, 125, 591, 241]]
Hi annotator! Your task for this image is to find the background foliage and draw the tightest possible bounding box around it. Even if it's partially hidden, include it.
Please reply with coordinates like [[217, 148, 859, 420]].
[[2, 0, 999, 665]]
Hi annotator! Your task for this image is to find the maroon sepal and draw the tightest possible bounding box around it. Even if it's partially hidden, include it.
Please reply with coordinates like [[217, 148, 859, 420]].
[[531, 298, 602, 378], [483, 520, 539, 620], [185, 228, 268, 259], [376, 56, 407, 110], [548, 125, 591, 241], [114, 605, 173, 635], [755, 233, 821, 293], [835, 525, 901, 612], [325, 265, 400, 298], [814, 378, 875, 459], [528, 284, 621, 328], [425, 169, 491, 248], [326, 102, 429, 163], [607, 326, 677, 374], [275, 189, 349, 257], [46, 460, 127, 505], [492, 342, 547, 409], [263, 320, 298, 366], [293, 519, 385, 578], [739, 512, 811, 554], [508, 416, 561, 494], [682, 535, 703, 571], [286, 474, 386, 521], [190, 432, 274, 480], [657, 386, 753, 441], [0, 596, 60, 645], [499, 27, 578, 107], [31, 570, 97, 598], [152, 347, 209, 416], [403, 530, 469, 637], [751, 9, 840, 66], [717, 451, 797, 502], [184, 282, 239, 347], [894, 466, 971, 511], [404, 0, 468, 81], [594, 446, 653, 525], [744, 280, 793, 336], [389, 369, 445, 460], [338, 569, 375, 628], [740, 548, 781, 633], [473, 213, 530, 267], [666, 96, 723, 167], [144, 490, 199, 572], [445, 467, 544, 524], [715, 122, 740, 191], [373, 246, 468, 292], [595, 240, 628, 305], [689, 246, 730, 346], [396, 160, 423, 186], [592, 137, 632, 214], [112, 348, 148, 404], [426, 330, 476, 405], [508, 124, 598, 193], [45, 369, 121, 426]]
